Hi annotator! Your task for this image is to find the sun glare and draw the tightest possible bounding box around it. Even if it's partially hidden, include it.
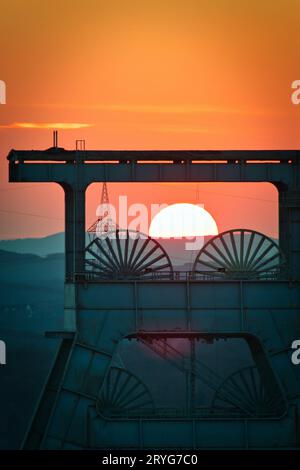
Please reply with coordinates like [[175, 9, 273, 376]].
[[149, 203, 218, 238]]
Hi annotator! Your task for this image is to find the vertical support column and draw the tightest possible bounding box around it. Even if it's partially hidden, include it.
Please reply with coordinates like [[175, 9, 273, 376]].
[[278, 186, 300, 280], [74, 184, 86, 276], [64, 184, 75, 281], [62, 180, 86, 280]]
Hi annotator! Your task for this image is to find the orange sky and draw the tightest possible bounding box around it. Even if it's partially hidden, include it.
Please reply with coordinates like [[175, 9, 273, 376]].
[[0, 0, 299, 239]]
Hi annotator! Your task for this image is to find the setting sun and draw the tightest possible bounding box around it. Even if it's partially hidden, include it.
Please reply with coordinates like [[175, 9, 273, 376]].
[[149, 203, 218, 238]]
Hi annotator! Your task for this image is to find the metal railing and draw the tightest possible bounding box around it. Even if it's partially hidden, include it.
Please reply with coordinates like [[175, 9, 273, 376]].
[[73, 269, 285, 282]]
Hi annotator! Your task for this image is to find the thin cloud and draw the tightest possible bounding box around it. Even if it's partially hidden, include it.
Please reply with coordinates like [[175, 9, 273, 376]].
[[0, 122, 93, 130]]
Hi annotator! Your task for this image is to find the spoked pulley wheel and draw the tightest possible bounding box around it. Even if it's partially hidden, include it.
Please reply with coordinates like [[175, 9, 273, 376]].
[[96, 367, 154, 418], [192, 229, 285, 279], [85, 229, 173, 279]]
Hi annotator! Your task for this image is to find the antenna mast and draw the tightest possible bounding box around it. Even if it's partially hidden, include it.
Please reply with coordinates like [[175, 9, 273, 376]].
[[88, 183, 117, 240]]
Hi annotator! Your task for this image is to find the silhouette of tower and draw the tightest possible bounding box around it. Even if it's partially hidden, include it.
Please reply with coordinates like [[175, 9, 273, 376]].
[[88, 183, 117, 240]]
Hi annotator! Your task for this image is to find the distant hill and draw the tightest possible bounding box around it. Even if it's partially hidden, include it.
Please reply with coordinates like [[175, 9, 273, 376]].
[[0, 232, 65, 257], [0, 232, 199, 267], [0, 232, 95, 258]]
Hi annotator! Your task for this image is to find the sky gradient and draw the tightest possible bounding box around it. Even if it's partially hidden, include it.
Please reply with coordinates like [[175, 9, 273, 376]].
[[0, 0, 299, 239]]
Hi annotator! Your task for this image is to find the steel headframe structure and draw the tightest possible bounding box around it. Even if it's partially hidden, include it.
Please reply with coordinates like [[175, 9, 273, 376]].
[[7, 148, 300, 449]]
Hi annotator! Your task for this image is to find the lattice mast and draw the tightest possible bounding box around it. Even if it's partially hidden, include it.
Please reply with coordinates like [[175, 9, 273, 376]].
[[88, 183, 117, 241]]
